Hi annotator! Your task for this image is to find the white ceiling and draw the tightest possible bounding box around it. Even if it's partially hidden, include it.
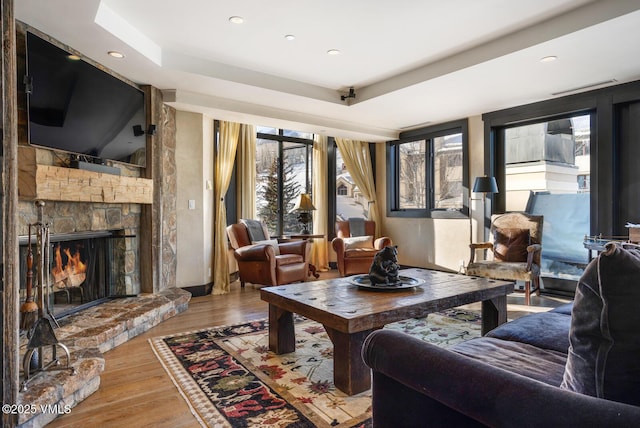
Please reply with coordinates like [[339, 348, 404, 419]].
[[15, 0, 640, 142]]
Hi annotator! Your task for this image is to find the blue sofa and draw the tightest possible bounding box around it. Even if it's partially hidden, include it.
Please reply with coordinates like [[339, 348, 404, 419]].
[[362, 243, 640, 427]]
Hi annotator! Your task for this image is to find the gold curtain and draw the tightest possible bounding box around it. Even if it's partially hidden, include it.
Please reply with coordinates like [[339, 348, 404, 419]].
[[335, 138, 381, 237], [213, 121, 240, 294], [237, 124, 256, 219], [311, 134, 330, 271]]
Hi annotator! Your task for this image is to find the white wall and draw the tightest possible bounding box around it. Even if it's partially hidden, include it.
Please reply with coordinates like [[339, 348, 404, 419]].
[[378, 115, 486, 272], [176, 111, 214, 288]]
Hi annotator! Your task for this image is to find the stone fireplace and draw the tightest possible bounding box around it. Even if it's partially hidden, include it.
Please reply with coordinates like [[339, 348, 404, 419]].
[[19, 228, 137, 319], [18, 198, 143, 314]]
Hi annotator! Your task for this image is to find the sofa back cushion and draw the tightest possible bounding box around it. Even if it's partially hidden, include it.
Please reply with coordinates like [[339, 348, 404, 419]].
[[560, 242, 640, 405]]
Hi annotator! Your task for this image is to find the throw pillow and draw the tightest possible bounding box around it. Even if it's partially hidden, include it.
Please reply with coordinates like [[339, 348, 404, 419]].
[[493, 228, 530, 262], [343, 235, 373, 250], [241, 218, 267, 241], [560, 242, 640, 406], [251, 239, 280, 255]]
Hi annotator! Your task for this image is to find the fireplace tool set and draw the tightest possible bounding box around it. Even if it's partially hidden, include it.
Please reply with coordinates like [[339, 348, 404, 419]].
[[20, 201, 74, 390]]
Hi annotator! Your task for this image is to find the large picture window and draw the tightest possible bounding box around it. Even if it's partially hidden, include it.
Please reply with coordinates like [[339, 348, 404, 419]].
[[500, 113, 592, 284], [255, 127, 313, 237], [387, 119, 468, 218]]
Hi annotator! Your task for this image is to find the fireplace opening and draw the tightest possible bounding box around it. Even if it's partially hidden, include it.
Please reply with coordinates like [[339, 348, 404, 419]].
[[19, 230, 133, 319]]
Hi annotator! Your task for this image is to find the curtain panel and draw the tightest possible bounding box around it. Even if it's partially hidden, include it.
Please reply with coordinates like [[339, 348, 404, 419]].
[[213, 121, 240, 294], [237, 124, 256, 219], [311, 134, 330, 271]]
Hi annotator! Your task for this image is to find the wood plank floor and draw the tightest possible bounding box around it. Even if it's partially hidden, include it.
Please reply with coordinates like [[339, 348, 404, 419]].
[[47, 272, 569, 427]]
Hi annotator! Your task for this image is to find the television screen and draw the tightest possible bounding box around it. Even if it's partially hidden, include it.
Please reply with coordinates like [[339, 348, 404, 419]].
[[26, 32, 146, 166]]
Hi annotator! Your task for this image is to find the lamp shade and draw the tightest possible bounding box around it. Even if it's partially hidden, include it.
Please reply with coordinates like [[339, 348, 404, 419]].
[[290, 193, 316, 212], [473, 176, 499, 193]]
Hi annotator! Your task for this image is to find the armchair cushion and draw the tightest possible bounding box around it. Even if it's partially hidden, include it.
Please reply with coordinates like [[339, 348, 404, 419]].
[[494, 227, 530, 262], [466, 261, 539, 282], [252, 239, 280, 255], [234, 243, 277, 261], [343, 248, 379, 259], [275, 254, 304, 267], [343, 235, 373, 250], [561, 242, 640, 406]]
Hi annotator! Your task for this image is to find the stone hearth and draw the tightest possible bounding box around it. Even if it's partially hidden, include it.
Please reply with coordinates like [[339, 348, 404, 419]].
[[17, 288, 190, 428]]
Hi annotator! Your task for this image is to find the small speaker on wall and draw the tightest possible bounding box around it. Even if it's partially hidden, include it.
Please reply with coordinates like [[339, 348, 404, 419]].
[[132, 124, 144, 136], [147, 124, 157, 135]]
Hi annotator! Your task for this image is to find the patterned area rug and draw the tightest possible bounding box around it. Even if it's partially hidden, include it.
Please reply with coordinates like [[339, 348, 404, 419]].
[[149, 309, 481, 428]]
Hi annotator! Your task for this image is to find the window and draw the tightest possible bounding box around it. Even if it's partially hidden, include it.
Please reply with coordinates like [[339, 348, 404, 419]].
[[387, 119, 468, 218], [335, 147, 368, 221], [398, 140, 427, 209], [501, 113, 592, 283], [255, 127, 313, 237]]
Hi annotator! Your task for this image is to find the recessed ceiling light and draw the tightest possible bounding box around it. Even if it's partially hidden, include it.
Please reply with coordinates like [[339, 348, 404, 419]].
[[327, 49, 341, 55], [67, 54, 81, 61], [108, 51, 125, 59], [540, 55, 557, 63], [229, 16, 244, 24], [284, 34, 295, 41]]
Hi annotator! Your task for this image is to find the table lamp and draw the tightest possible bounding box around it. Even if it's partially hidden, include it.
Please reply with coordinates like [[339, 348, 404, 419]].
[[290, 193, 316, 234]]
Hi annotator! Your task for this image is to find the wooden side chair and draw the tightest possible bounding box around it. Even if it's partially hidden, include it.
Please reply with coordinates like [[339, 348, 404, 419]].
[[466, 212, 543, 305]]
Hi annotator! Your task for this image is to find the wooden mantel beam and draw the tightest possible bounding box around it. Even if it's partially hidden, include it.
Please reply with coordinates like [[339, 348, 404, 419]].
[[18, 147, 153, 204]]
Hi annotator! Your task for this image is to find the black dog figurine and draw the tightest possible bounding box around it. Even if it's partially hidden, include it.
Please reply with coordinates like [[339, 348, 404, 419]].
[[369, 246, 400, 286]]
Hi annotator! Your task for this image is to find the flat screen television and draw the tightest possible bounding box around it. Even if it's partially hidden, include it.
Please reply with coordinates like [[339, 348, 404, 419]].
[[26, 31, 146, 167]]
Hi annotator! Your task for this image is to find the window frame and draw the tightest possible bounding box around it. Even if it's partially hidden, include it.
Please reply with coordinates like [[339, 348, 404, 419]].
[[386, 119, 469, 219], [255, 128, 314, 237]]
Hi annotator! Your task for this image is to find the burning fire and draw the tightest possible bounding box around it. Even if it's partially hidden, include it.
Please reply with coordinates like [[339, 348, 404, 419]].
[[51, 243, 87, 289]]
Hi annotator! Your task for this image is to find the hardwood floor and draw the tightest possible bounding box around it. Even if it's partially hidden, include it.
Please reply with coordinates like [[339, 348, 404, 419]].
[[47, 272, 569, 427], [48, 282, 270, 428]]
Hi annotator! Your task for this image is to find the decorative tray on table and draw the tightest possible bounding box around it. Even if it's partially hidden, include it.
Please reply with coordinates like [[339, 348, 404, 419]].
[[348, 274, 425, 291]]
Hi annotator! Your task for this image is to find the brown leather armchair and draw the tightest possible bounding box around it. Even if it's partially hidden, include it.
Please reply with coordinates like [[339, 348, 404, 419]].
[[226, 222, 311, 288], [332, 220, 393, 276]]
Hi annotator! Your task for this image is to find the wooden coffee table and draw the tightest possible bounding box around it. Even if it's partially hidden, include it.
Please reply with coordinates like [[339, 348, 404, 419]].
[[260, 268, 514, 395]]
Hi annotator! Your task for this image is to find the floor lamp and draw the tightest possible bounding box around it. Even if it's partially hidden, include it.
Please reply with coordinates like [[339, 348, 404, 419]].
[[470, 176, 499, 245]]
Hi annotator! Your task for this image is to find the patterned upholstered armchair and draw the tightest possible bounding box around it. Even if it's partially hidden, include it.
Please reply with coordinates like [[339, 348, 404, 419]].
[[466, 212, 543, 305]]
